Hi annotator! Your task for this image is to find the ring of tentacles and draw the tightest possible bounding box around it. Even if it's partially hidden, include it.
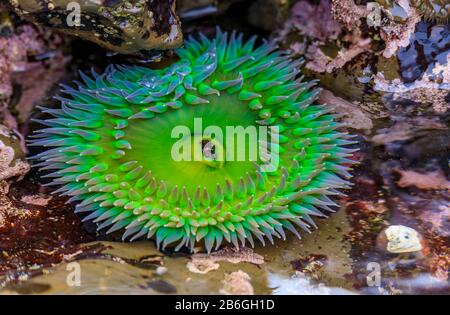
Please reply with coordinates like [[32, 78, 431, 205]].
[[31, 30, 357, 252]]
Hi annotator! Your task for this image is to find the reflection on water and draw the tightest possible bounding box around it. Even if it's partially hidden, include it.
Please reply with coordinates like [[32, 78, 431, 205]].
[[268, 273, 357, 295]]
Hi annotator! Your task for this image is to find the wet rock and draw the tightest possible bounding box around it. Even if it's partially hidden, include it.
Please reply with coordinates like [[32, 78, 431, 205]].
[[248, 0, 291, 31], [389, 0, 449, 24], [0, 241, 265, 294], [395, 169, 450, 191], [291, 0, 370, 73], [0, 124, 29, 181], [372, 114, 450, 177], [373, 22, 449, 114], [0, 22, 69, 128], [281, 0, 342, 43], [418, 202, 450, 238], [368, 120, 450, 287], [333, 0, 422, 59], [344, 199, 390, 257], [276, 0, 448, 117], [427, 252, 450, 282], [331, 0, 367, 30], [274, 0, 349, 74], [7, 0, 182, 54], [0, 180, 95, 277], [386, 194, 450, 283], [273, 0, 376, 103], [397, 22, 449, 84], [313, 53, 383, 104], [375, 116, 448, 138], [0, 4, 14, 37], [378, 0, 422, 59], [318, 90, 373, 131], [380, 88, 449, 115]]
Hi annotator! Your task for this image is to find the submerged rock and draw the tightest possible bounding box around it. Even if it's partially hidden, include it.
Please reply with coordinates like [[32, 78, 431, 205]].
[[220, 270, 254, 295]]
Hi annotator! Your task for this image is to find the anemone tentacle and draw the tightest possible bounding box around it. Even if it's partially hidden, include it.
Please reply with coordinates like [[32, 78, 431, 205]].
[[31, 29, 357, 253]]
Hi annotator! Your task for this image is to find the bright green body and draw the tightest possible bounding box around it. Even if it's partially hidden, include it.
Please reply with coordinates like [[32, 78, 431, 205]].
[[32, 30, 356, 252]]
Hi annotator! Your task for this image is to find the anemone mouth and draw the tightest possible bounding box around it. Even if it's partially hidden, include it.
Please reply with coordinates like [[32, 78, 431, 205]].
[[31, 29, 357, 253], [124, 92, 260, 194]]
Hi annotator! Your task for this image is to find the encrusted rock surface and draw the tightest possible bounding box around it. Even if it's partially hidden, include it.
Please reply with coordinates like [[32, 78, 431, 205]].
[[6, 0, 182, 54], [0, 124, 29, 181]]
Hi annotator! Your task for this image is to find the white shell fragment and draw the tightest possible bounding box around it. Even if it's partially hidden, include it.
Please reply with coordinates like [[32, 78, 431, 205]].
[[384, 225, 423, 254]]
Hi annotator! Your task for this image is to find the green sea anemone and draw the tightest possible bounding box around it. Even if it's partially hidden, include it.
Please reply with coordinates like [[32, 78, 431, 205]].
[[31, 30, 357, 252]]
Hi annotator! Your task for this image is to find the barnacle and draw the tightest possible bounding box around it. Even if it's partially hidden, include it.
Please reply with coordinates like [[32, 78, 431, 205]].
[[31, 30, 357, 252]]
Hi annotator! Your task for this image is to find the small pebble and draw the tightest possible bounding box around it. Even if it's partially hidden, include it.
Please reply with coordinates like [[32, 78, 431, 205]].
[[155, 266, 168, 276], [377, 225, 424, 254]]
